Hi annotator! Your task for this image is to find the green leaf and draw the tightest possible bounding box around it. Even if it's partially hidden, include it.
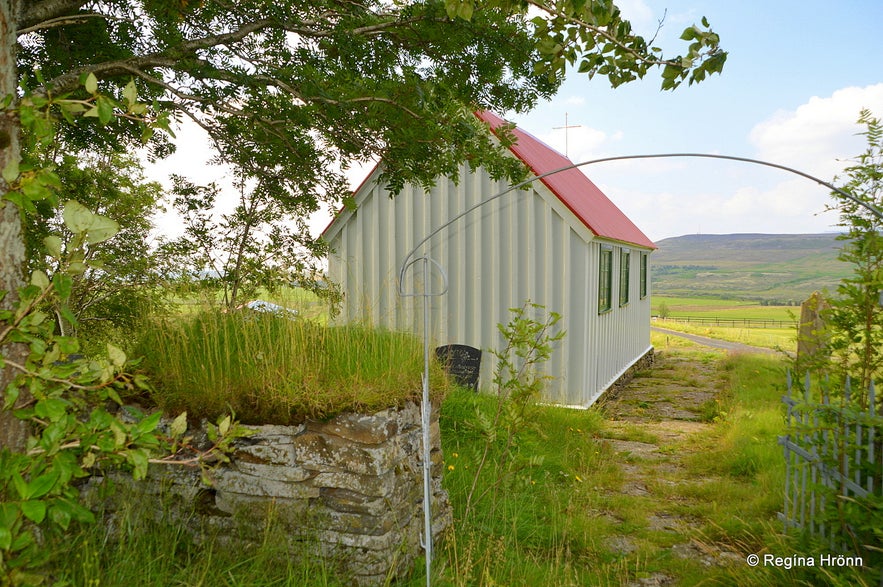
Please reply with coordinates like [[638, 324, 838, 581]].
[[43, 235, 63, 260], [52, 273, 73, 301], [0, 526, 11, 550], [661, 63, 681, 80], [457, 1, 473, 20], [20, 501, 47, 524], [59, 100, 88, 114], [4, 190, 36, 214], [85, 214, 119, 244], [20, 176, 52, 201], [133, 374, 152, 391], [128, 449, 149, 480], [12, 473, 28, 500], [3, 383, 19, 410], [34, 398, 69, 421], [2, 157, 19, 184], [68, 261, 87, 275], [107, 343, 126, 368], [30, 270, 50, 290], [123, 79, 138, 107], [96, 96, 114, 125], [81, 452, 96, 469], [27, 471, 59, 499], [134, 412, 162, 436], [170, 411, 188, 438], [84, 72, 98, 94], [218, 415, 231, 437], [110, 420, 128, 449], [62, 200, 94, 233]]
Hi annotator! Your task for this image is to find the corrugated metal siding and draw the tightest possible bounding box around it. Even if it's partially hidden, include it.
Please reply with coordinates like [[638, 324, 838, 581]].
[[325, 163, 652, 407]]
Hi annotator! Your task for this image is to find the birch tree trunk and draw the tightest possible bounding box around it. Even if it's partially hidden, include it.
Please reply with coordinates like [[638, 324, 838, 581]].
[[0, 0, 30, 452]]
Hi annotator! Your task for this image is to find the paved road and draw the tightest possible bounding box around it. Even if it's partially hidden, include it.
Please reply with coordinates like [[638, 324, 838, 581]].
[[651, 326, 782, 355]]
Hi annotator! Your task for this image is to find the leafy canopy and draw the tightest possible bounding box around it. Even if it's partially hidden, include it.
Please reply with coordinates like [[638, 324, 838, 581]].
[[19, 0, 726, 209]]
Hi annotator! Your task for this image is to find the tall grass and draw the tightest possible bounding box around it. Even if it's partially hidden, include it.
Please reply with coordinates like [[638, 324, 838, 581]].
[[135, 310, 445, 424], [51, 493, 346, 587], [436, 350, 797, 586], [46, 340, 801, 585]]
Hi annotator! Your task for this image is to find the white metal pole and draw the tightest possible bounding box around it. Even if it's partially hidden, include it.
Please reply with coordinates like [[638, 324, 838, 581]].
[[420, 257, 433, 587]]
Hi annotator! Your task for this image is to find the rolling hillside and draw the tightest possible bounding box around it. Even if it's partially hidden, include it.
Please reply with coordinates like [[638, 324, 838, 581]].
[[651, 233, 850, 303]]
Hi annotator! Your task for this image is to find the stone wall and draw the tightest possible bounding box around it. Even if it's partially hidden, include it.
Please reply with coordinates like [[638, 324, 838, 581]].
[[603, 348, 655, 400], [101, 400, 450, 586]]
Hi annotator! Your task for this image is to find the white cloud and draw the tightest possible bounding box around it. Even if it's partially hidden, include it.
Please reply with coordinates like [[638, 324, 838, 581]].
[[750, 84, 883, 178], [615, 0, 655, 32], [538, 124, 610, 162]]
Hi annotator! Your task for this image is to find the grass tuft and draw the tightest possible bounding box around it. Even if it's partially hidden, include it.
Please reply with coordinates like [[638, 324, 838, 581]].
[[135, 310, 446, 424]]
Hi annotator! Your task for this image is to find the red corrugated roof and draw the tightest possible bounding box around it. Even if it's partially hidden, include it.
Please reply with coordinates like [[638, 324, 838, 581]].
[[324, 112, 655, 249], [475, 110, 655, 249]]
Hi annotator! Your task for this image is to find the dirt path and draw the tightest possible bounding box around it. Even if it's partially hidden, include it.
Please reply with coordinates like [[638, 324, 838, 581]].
[[651, 326, 779, 355], [594, 347, 748, 586]]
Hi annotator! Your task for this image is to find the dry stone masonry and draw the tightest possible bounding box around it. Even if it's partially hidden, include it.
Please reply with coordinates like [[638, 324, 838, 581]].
[[100, 401, 451, 586]]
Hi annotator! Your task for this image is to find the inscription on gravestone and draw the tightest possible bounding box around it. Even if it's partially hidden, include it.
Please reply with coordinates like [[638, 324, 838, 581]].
[[435, 344, 482, 391]]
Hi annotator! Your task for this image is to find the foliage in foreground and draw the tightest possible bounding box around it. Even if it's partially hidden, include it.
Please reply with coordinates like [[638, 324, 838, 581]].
[[821, 109, 883, 399], [785, 110, 883, 585]]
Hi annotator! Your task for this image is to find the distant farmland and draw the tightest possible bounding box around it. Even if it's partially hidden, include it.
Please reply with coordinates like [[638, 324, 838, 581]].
[[651, 233, 848, 304]]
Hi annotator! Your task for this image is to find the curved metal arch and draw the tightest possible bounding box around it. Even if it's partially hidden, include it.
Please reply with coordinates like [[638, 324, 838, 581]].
[[397, 152, 873, 291], [394, 151, 869, 587]]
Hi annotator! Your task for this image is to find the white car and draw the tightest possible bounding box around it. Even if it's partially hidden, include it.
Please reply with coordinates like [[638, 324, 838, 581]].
[[240, 300, 299, 319]]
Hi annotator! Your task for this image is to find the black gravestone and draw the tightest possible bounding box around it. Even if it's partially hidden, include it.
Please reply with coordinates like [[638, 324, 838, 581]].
[[435, 344, 481, 391]]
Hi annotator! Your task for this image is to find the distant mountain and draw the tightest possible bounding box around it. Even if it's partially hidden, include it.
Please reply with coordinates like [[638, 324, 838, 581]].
[[651, 233, 849, 304]]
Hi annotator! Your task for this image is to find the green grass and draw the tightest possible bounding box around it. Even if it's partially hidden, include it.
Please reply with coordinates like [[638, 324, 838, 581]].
[[49, 496, 346, 587], [135, 309, 445, 424], [431, 350, 800, 586], [653, 295, 799, 321], [168, 285, 332, 323], [45, 341, 815, 586]]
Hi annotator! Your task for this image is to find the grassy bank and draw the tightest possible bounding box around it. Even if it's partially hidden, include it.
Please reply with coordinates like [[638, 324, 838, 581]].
[[45, 342, 806, 585]]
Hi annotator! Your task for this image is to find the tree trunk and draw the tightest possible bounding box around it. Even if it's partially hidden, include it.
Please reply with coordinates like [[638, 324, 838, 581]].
[[0, 0, 30, 452]]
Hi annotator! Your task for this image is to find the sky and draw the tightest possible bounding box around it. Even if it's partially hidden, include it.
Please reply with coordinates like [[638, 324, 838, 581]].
[[147, 0, 883, 244], [511, 0, 883, 242]]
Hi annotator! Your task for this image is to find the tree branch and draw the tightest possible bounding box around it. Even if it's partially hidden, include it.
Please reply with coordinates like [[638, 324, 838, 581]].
[[18, 12, 127, 35], [525, 0, 670, 67], [19, 0, 89, 31]]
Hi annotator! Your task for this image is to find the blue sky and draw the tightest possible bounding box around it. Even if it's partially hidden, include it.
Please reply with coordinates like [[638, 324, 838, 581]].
[[510, 0, 883, 241], [149, 1, 883, 244]]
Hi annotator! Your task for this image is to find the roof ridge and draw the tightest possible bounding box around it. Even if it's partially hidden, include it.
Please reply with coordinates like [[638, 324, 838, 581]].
[[475, 110, 655, 249]]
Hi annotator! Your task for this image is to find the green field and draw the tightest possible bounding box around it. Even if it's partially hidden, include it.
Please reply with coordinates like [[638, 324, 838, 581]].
[[652, 296, 798, 351], [652, 296, 798, 321], [652, 233, 848, 304]]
